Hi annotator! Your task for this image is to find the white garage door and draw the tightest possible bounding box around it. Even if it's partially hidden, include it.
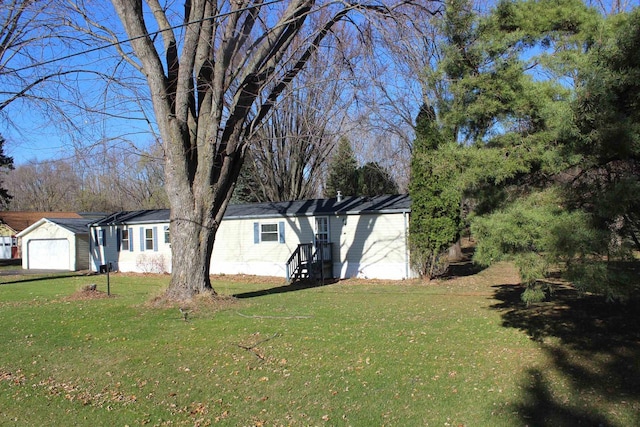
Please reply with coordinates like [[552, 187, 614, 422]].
[[27, 239, 69, 270]]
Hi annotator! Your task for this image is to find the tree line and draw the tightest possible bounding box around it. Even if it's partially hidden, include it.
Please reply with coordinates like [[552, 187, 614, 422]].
[[0, 132, 400, 212], [0, 139, 167, 212]]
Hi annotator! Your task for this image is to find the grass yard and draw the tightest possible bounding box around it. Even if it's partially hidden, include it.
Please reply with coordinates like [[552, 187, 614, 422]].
[[0, 261, 638, 426]]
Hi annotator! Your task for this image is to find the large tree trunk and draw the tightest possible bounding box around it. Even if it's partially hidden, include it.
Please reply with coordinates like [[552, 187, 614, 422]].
[[165, 208, 218, 299], [108, 0, 405, 301]]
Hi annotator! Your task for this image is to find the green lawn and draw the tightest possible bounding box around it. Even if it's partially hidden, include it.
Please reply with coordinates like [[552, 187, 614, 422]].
[[0, 264, 638, 426]]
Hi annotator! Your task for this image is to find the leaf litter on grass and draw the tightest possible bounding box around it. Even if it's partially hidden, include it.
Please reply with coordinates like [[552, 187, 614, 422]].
[[3, 254, 639, 425]]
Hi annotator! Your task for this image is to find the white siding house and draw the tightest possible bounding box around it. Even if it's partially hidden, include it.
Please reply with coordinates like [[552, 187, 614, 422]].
[[89, 195, 416, 280], [17, 218, 93, 271], [89, 210, 171, 274]]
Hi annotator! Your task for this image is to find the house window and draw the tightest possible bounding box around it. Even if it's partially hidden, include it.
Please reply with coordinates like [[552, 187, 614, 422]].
[[164, 226, 170, 244], [261, 223, 278, 242], [121, 229, 130, 251], [145, 228, 154, 250], [98, 229, 105, 246], [254, 221, 285, 244]]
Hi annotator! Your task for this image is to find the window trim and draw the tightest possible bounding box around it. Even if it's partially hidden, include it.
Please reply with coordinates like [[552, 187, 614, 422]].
[[254, 221, 285, 244], [145, 228, 154, 250], [260, 223, 279, 242], [97, 229, 105, 246]]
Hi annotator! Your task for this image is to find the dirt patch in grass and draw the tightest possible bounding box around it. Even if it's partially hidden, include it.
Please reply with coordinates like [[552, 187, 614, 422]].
[[146, 291, 241, 316], [64, 287, 112, 301]]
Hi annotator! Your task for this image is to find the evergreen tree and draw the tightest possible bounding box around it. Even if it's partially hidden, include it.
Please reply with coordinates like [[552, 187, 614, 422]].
[[459, 0, 640, 303], [572, 8, 640, 249], [0, 135, 14, 209], [559, 8, 640, 299], [419, 0, 606, 301], [409, 105, 461, 279], [325, 137, 359, 198], [357, 162, 398, 197]]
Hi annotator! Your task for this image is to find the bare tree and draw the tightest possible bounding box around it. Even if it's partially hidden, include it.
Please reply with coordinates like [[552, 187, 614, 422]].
[[73, 139, 167, 211], [1, 0, 157, 165], [240, 24, 357, 202], [0, 0, 63, 114], [5, 159, 80, 211], [242, 95, 335, 202], [346, 1, 444, 191], [122, 140, 168, 209], [6, 141, 167, 212], [103, 0, 416, 300]]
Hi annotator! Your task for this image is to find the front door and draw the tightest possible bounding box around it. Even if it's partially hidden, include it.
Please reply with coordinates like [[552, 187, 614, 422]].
[[314, 217, 331, 261], [314, 217, 329, 244]]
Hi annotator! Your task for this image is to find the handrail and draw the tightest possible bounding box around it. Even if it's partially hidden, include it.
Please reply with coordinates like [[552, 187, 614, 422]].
[[286, 243, 313, 282], [286, 242, 332, 283]]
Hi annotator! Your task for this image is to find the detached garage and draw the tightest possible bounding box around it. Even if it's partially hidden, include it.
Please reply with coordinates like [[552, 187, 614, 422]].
[[17, 218, 93, 271]]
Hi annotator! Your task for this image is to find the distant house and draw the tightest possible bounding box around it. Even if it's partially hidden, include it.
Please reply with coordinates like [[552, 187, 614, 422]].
[[0, 211, 83, 259], [16, 218, 94, 271], [89, 195, 416, 280]]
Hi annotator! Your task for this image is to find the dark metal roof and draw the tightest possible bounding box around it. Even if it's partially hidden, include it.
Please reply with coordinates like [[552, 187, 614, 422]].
[[224, 194, 411, 219], [46, 218, 94, 234], [90, 209, 170, 226], [90, 195, 410, 225]]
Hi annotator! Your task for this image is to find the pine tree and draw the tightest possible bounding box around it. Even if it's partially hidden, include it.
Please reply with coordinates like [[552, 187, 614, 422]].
[[409, 105, 461, 279], [325, 137, 359, 198], [0, 135, 14, 209], [358, 162, 398, 197]]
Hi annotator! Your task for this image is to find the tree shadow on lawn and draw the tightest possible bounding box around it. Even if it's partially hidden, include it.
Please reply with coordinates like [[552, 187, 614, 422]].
[[233, 278, 340, 299], [491, 284, 640, 426], [0, 272, 88, 285]]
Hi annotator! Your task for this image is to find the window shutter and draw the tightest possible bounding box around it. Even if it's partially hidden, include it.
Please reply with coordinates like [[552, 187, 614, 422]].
[[140, 227, 145, 252], [153, 226, 158, 251], [254, 222, 259, 244], [279, 221, 285, 243], [93, 229, 98, 248], [129, 228, 134, 252], [116, 228, 121, 252]]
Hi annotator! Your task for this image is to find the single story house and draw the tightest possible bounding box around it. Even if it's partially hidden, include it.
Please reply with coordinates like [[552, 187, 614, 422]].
[[89, 194, 416, 280], [16, 217, 94, 271], [0, 211, 83, 259]]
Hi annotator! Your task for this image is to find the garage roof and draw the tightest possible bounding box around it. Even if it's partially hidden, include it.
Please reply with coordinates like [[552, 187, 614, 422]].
[[0, 211, 82, 233], [16, 217, 94, 237], [47, 218, 94, 234]]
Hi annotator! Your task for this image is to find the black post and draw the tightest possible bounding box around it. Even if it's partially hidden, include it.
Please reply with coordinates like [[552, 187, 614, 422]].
[[320, 243, 324, 285], [107, 262, 111, 296]]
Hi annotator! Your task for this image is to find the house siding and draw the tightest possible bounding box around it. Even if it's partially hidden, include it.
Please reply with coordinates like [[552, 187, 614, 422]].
[[207, 212, 413, 280], [210, 217, 310, 277], [75, 234, 90, 270], [0, 224, 15, 237], [90, 225, 120, 272], [331, 212, 411, 280], [91, 224, 172, 273]]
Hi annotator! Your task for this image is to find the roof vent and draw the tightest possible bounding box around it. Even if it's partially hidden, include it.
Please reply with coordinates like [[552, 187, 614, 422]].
[[336, 190, 343, 202]]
